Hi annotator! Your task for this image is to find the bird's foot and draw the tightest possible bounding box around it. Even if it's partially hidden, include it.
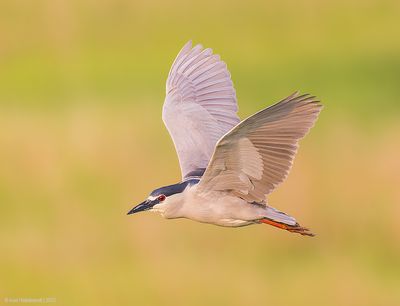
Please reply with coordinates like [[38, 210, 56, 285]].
[[259, 218, 315, 237]]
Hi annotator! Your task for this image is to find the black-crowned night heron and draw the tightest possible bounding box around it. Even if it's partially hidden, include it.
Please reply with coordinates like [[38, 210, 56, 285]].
[[128, 41, 322, 236]]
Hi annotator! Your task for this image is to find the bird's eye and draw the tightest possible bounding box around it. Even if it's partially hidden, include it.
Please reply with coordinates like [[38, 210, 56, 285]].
[[158, 194, 166, 202]]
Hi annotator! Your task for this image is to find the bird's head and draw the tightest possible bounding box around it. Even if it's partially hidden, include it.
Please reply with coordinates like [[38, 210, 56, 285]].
[[127, 180, 198, 216]]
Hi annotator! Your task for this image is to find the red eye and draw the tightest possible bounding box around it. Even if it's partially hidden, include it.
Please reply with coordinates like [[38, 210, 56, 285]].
[[158, 194, 166, 202]]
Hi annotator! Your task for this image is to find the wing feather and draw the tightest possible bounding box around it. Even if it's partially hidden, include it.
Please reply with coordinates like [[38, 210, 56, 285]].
[[198, 92, 322, 202], [163, 41, 240, 179]]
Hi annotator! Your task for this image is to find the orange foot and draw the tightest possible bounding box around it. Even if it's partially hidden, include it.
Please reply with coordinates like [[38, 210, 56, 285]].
[[259, 218, 315, 237]]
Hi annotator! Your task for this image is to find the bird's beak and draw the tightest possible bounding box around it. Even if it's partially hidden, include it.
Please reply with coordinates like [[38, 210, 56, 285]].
[[127, 200, 152, 215]]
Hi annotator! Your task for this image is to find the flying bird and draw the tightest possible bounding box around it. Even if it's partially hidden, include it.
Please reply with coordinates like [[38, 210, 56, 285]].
[[128, 41, 322, 236]]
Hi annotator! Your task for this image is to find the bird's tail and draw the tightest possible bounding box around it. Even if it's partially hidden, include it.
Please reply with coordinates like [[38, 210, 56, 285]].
[[259, 206, 315, 237]]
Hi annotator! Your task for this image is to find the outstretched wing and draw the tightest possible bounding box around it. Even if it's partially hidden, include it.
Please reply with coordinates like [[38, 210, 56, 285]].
[[197, 92, 322, 202], [163, 41, 240, 179]]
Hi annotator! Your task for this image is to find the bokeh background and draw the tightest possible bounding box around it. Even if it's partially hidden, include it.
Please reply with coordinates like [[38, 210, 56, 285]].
[[1, 0, 399, 305]]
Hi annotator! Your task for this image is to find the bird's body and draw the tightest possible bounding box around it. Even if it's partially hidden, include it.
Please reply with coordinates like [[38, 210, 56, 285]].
[[152, 182, 296, 228], [154, 183, 259, 227], [128, 41, 322, 236]]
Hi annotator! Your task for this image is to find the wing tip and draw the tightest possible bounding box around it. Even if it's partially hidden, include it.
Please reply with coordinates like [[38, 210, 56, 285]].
[[287, 90, 323, 110], [178, 40, 194, 57], [184, 39, 193, 49]]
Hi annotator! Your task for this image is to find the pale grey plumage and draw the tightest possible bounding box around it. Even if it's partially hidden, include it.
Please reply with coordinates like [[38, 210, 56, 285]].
[[163, 41, 240, 179], [129, 41, 322, 236], [198, 92, 322, 203]]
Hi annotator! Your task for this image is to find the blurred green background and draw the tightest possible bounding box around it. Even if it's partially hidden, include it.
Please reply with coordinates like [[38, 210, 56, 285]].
[[1, 0, 400, 305]]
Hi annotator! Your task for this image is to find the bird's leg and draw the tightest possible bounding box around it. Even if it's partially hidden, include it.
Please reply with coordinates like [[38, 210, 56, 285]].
[[259, 218, 315, 237]]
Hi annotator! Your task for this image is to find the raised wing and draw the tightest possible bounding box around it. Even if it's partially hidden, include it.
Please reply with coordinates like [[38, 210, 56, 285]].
[[163, 41, 240, 179], [197, 92, 322, 202]]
